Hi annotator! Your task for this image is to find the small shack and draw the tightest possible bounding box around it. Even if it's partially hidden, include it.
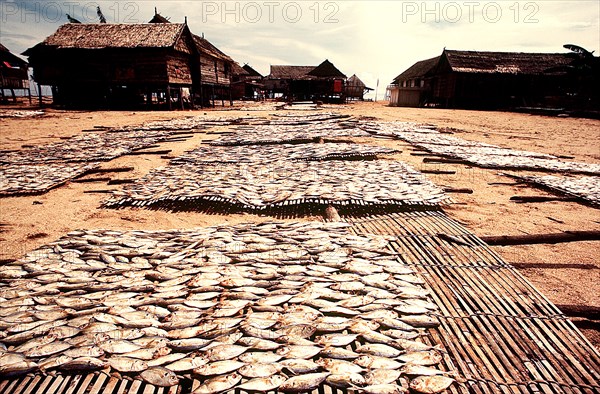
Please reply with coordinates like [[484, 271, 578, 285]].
[[0, 43, 30, 103], [389, 49, 576, 109], [231, 64, 264, 100], [264, 59, 347, 103], [24, 23, 197, 109], [387, 56, 439, 107], [345, 74, 373, 101]]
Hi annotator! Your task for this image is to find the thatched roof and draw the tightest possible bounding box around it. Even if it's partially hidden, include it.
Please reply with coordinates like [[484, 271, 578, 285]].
[[347, 74, 372, 91], [443, 49, 572, 74], [308, 59, 346, 78], [24, 23, 187, 52], [268, 60, 345, 80], [231, 62, 249, 76], [149, 13, 170, 23], [0, 43, 28, 67], [193, 35, 233, 62], [392, 56, 439, 83], [243, 64, 263, 78], [268, 65, 316, 80]]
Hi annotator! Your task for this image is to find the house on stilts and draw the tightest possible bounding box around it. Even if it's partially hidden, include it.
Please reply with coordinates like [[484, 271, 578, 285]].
[[387, 49, 588, 109], [23, 10, 241, 109], [263, 59, 347, 103], [1, 43, 31, 103]]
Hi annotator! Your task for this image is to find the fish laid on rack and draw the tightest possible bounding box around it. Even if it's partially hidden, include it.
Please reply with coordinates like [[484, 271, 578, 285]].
[[0, 222, 453, 393]]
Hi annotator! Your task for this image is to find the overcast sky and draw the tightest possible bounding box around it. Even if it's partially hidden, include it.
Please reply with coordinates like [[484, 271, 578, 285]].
[[1, 0, 598, 99]]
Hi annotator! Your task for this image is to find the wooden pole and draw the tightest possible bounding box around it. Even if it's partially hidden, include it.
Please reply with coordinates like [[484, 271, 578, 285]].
[[38, 83, 42, 107], [166, 85, 172, 110], [510, 195, 578, 203], [480, 230, 600, 246]]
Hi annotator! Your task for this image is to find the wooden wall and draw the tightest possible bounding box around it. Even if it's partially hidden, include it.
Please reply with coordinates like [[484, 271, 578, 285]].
[[199, 55, 231, 86]]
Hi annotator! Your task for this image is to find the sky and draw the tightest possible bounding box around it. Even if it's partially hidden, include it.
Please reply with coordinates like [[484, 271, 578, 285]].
[[1, 0, 599, 99]]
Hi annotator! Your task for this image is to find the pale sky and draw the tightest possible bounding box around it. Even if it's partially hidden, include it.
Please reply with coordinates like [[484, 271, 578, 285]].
[[1, 0, 598, 99]]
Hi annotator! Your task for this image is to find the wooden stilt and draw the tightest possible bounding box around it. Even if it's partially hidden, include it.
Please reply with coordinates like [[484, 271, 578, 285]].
[[166, 85, 172, 110]]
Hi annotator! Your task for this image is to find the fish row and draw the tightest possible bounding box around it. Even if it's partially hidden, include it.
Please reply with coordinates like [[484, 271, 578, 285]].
[[211, 120, 369, 146], [104, 160, 450, 209], [0, 222, 454, 392], [508, 174, 600, 205], [0, 162, 99, 196], [171, 143, 399, 165], [366, 123, 600, 175], [2, 128, 179, 165]]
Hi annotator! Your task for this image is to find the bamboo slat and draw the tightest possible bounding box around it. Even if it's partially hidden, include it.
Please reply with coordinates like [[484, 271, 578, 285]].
[[11, 376, 32, 394], [346, 211, 600, 394]]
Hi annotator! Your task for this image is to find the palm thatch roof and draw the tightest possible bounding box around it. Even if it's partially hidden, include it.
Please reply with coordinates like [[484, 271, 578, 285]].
[[392, 56, 439, 83], [268, 60, 345, 80], [268, 65, 316, 80], [308, 59, 346, 78], [193, 35, 233, 62], [231, 62, 249, 76], [145, 12, 233, 64], [347, 74, 373, 91], [0, 43, 28, 67], [23, 23, 186, 53], [149, 13, 170, 23], [243, 64, 263, 78], [443, 49, 572, 74]]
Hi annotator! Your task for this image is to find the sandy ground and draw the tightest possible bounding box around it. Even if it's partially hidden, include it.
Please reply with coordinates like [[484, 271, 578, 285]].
[[1, 101, 599, 348]]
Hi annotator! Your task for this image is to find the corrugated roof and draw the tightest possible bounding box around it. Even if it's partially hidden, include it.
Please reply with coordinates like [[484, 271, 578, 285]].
[[268, 65, 316, 79], [444, 50, 572, 74], [392, 56, 440, 83], [30, 23, 186, 50], [307, 59, 346, 78]]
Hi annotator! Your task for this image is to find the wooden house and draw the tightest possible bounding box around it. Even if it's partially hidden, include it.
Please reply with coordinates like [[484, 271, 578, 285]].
[[387, 56, 439, 107], [264, 60, 347, 103], [231, 64, 264, 100], [148, 11, 236, 107], [192, 34, 234, 106], [345, 74, 373, 101], [0, 43, 30, 103], [23, 23, 197, 109], [389, 49, 575, 109]]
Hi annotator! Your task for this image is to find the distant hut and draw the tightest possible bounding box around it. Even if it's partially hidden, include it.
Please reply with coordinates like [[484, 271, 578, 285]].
[[23, 23, 198, 109], [345, 74, 373, 101], [389, 49, 576, 109], [430, 49, 574, 108], [0, 43, 30, 103], [231, 64, 264, 100], [263, 59, 347, 103], [387, 56, 439, 107]]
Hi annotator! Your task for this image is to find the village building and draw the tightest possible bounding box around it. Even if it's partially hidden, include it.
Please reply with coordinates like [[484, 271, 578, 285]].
[[263, 59, 347, 103], [23, 23, 198, 109], [23, 11, 239, 109], [231, 64, 264, 100], [388, 49, 576, 109], [0, 43, 30, 103], [345, 74, 373, 101], [148, 11, 237, 107]]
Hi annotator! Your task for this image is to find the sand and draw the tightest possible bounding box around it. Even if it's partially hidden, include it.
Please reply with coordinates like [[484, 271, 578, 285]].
[[1, 101, 599, 347]]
